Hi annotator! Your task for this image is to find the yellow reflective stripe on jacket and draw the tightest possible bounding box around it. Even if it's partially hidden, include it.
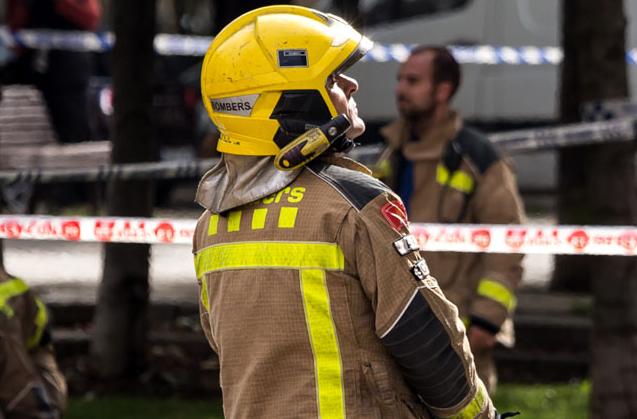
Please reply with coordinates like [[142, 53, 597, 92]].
[[477, 278, 517, 312], [436, 164, 475, 194], [301, 269, 345, 419], [443, 380, 489, 419], [372, 158, 392, 179], [195, 242, 346, 418], [278, 207, 299, 228], [26, 298, 48, 350], [0, 278, 29, 318], [199, 277, 210, 312], [194, 241, 345, 278], [227, 211, 242, 232]]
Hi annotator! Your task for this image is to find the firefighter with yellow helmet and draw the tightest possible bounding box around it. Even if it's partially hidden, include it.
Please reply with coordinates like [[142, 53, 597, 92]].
[[194, 5, 516, 418], [0, 240, 67, 418]]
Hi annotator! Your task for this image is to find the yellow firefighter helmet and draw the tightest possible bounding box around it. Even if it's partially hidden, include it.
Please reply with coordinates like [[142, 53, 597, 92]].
[[200, 5, 372, 160]]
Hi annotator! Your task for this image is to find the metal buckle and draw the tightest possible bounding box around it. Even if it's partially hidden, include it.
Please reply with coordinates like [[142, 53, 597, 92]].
[[393, 234, 420, 256], [411, 259, 430, 281]]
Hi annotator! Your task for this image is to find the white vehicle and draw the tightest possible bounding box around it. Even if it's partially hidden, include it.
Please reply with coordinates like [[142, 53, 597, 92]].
[[334, 0, 637, 124]]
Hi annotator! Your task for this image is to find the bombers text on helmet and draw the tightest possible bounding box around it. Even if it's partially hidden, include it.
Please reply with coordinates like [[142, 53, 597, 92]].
[[200, 5, 372, 157]]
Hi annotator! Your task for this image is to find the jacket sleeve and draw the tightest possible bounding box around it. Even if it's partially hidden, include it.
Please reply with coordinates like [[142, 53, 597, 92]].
[[0, 317, 60, 419], [470, 160, 525, 333], [193, 212, 219, 354], [341, 192, 494, 419]]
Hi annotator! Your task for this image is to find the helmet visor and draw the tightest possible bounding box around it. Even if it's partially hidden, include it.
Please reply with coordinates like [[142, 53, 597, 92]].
[[331, 36, 373, 77]]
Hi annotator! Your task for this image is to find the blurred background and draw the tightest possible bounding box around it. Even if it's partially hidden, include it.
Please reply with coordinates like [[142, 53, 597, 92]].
[[0, 1, 635, 418]]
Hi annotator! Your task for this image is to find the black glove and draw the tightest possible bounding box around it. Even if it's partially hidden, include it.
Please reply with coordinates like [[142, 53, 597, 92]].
[[496, 411, 520, 419]]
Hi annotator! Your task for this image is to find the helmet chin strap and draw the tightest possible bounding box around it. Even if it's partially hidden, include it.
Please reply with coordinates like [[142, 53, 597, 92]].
[[274, 114, 351, 171]]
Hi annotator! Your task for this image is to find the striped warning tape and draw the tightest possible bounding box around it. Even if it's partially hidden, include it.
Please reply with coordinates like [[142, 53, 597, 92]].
[[4, 27, 637, 65], [0, 215, 634, 256], [487, 117, 636, 153], [0, 158, 218, 185]]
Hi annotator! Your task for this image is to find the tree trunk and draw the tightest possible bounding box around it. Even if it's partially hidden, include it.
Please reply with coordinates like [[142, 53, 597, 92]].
[[91, 0, 157, 379], [558, 1, 637, 417], [553, 1, 632, 292]]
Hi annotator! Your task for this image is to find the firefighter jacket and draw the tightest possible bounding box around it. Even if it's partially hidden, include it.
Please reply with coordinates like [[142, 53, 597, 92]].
[[0, 269, 67, 419], [193, 153, 496, 419], [378, 113, 525, 343]]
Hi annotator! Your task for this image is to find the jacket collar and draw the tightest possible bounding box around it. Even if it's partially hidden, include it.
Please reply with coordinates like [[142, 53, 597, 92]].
[[381, 111, 462, 161], [194, 153, 369, 214], [195, 154, 302, 214]]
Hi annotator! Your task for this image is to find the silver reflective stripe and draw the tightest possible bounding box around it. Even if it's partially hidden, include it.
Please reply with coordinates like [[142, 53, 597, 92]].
[[393, 234, 420, 255], [210, 94, 259, 116]]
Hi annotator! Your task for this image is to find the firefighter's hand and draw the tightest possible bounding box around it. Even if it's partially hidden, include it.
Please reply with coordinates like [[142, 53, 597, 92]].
[[468, 325, 496, 352]]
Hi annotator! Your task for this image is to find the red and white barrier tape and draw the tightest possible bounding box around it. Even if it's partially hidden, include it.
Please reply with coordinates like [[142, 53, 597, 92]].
[[0, 215, 635, 256], [410, 224, 637, 256], [0, 216, 195, 245]]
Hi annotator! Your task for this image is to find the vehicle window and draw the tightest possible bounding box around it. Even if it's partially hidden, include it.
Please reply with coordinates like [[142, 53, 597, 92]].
[[291, 0, 471, 26], [362, 0, 471, 26]]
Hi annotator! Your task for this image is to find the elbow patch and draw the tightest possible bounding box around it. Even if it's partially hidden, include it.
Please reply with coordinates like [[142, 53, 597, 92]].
[[381, 291, 470, 408]]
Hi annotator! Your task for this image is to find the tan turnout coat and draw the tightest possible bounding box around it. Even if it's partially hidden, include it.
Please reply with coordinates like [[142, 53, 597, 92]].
[[0, 270, 67, 419], [193, 154, 495, 419]]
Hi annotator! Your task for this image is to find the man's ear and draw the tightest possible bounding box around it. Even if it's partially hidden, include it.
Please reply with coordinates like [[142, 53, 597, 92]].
[[435, 81, 453, 104]]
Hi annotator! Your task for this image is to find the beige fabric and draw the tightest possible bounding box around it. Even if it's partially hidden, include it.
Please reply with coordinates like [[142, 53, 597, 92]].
[[195, 154, 302, 214], [193, 155, 495, 418], [380, 114, 525, 390], [473, 349, 497, 395], [0, 271, 66, 419]]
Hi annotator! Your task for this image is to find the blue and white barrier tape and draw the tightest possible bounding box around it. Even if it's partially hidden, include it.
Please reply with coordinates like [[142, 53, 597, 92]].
[[581, 99, 637, 122], [0, 27, 211, 56], [359, 44, 565, 65], [0, 158, 218, 185], [488, 117, 636, 153], [5, 26, 637, 65]]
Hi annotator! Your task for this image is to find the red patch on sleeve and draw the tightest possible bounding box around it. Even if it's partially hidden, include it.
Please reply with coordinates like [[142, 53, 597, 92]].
[[380, 199, 409, 232]]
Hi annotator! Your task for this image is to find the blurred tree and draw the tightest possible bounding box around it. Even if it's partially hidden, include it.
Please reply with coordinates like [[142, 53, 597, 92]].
[[91, 0, 157, 379], [557, 0, 637, 417]]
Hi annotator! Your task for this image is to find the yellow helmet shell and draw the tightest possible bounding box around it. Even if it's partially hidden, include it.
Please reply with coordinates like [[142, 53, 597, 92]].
[[201, 5, 372, 156]]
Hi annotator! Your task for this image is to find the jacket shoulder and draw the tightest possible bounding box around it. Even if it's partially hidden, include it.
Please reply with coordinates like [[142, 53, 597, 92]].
[[455, 127, 501, 173], [307, 160, 391, 211]]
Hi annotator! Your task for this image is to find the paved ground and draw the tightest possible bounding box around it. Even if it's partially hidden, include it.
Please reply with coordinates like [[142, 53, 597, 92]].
[[3, 210, 556, 304]]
